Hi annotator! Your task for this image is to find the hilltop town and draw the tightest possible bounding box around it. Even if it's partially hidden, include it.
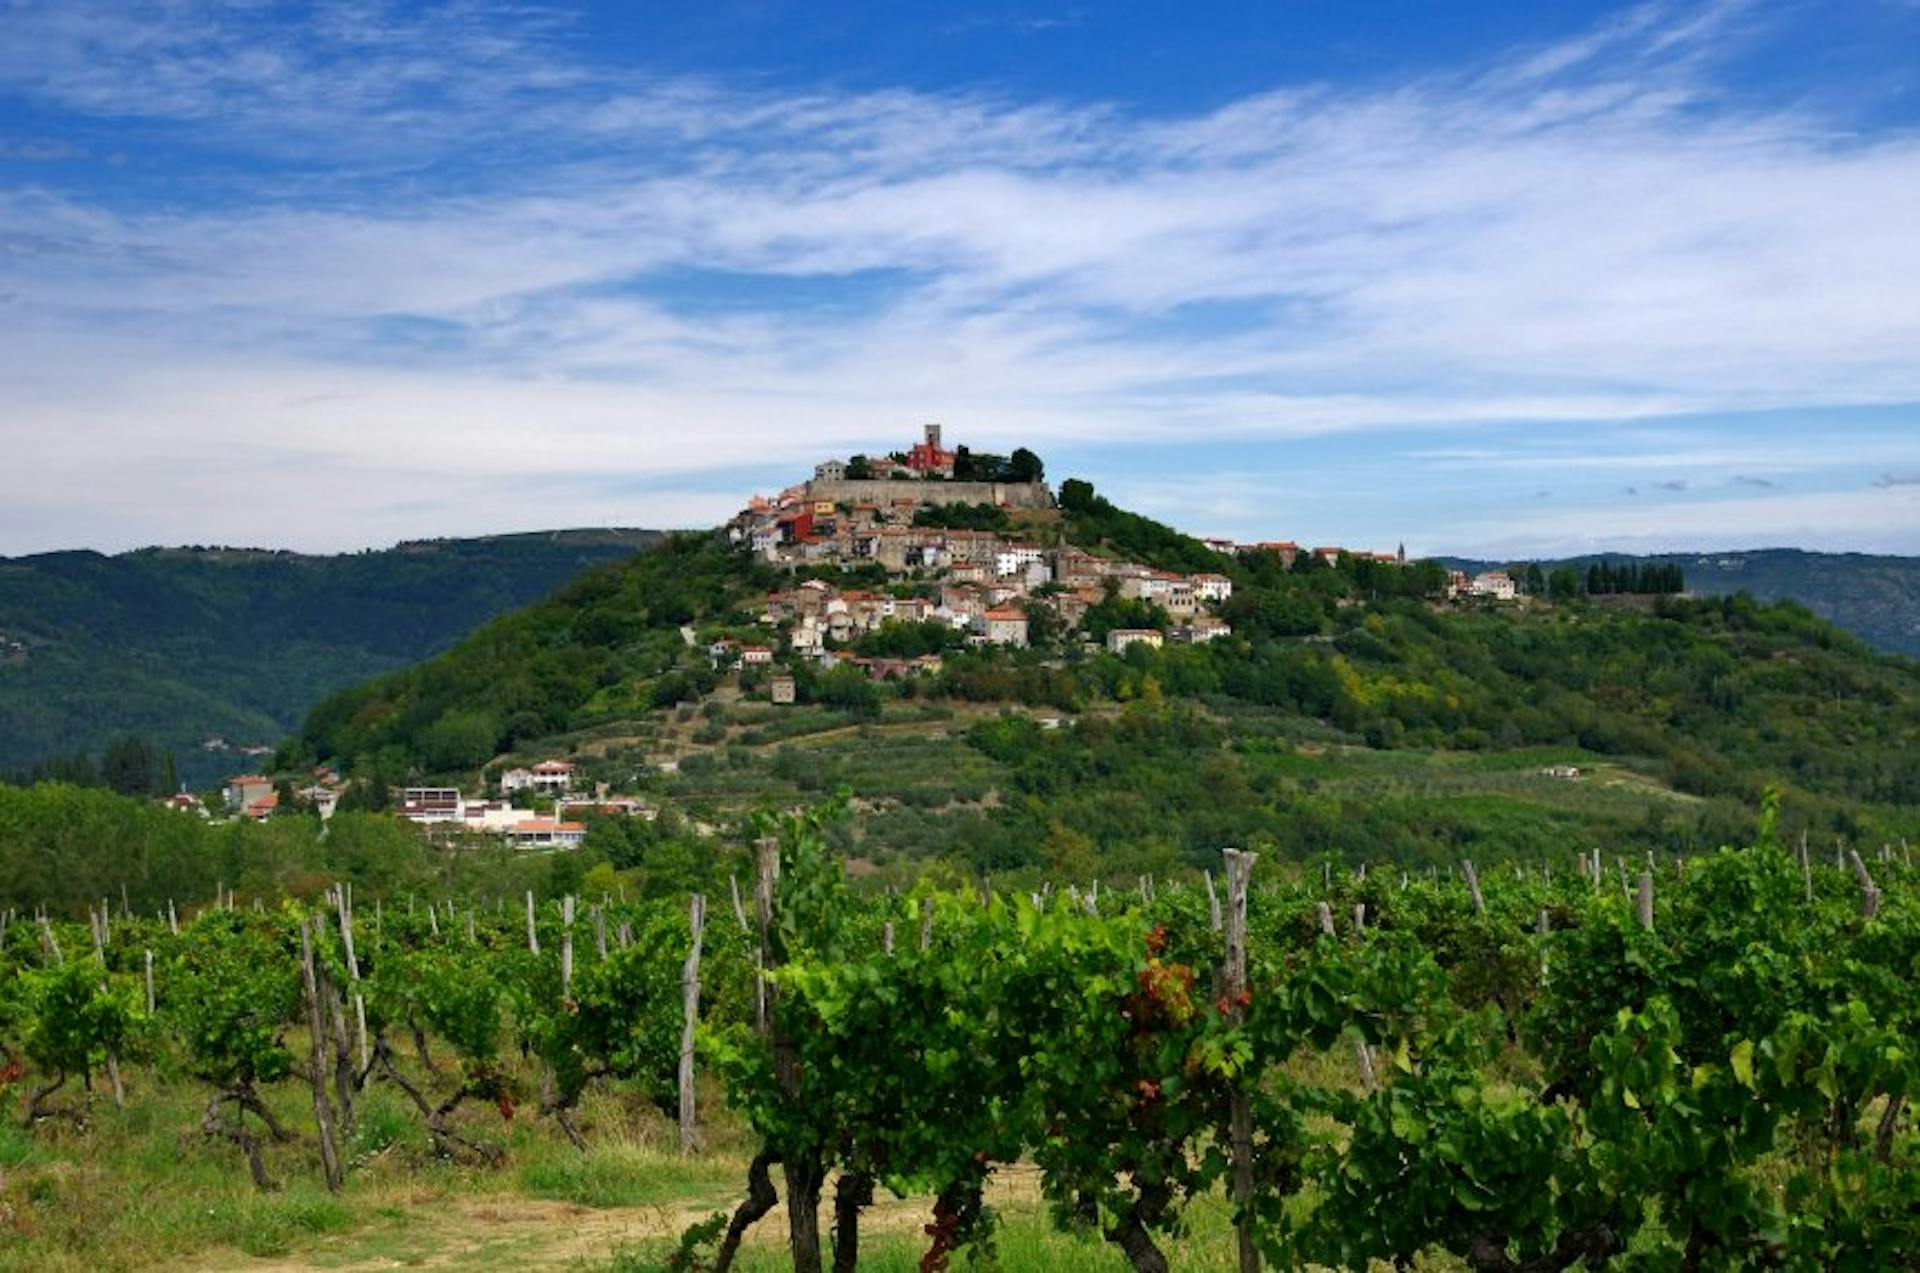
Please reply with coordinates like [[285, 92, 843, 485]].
[[191, 428, 1669, 852], [722, 425, 1514, 675]]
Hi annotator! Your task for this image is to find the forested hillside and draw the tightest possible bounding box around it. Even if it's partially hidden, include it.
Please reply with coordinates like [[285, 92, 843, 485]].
[[0, 529, 661, 786], [1451, 548, 1920, 657], [296, 505, 1920, 873]]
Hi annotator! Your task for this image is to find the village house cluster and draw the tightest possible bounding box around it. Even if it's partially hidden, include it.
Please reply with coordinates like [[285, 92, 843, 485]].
[[725, 429, 1248, 683], [219, 769, 343, 821], [393, 761, 650, 849], [212, 758, 639, 852]]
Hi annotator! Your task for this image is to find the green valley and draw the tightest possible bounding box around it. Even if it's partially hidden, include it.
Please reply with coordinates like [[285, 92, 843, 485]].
[[0, 529, 663, 787]]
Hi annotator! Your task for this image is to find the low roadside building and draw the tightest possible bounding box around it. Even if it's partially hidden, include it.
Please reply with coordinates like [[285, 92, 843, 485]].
[[508, 819, 586, 850]]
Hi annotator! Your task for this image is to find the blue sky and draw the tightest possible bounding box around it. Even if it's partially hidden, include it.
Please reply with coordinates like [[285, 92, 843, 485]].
[[3, 1, 1919, 557]]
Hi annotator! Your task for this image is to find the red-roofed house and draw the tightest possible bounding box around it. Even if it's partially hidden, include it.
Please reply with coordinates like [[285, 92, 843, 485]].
[[223, 774, 272, 811], [983, 607, 1029, 648], [509, 819, 586, 850]]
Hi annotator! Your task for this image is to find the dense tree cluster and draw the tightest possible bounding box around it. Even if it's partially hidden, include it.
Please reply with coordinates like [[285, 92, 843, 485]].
[[910, 502, 1011, 532]]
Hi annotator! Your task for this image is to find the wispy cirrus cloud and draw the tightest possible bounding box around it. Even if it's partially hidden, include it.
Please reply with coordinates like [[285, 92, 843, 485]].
[[1, 1, 1918, 553]]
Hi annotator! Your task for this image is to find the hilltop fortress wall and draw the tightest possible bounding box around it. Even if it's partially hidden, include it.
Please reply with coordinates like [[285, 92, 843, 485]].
[[803, 478, 1053, 510]]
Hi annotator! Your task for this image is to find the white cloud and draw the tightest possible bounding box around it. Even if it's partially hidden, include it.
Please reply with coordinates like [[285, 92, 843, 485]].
[[2, 2, 1919, 552]]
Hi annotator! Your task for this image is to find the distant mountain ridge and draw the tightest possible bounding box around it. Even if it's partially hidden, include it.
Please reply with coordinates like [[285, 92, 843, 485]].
[[0, 528, 664, 785], [1445, 549, 1920, 658]]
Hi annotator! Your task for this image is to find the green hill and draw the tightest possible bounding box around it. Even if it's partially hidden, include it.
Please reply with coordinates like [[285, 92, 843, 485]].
[[296, 494, 1920, 872], [1449, 548, 1920, 657], [0, 529, 663, 787]]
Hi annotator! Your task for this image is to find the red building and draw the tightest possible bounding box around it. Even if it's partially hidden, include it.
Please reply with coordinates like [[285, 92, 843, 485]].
[[902, 423, 956, 475]]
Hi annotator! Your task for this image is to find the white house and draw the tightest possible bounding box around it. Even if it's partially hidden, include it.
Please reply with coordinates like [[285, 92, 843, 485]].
[[399, 787, 465, 822], [501, 760, 574, 795], [1192, 573, 1234, 604], [1470, 571, 1517, 601], [509, 818, 586, 850], [1107, 628, 1165, 654], [1173, 616, 1232, 643], [995, 544, 1045, 577]]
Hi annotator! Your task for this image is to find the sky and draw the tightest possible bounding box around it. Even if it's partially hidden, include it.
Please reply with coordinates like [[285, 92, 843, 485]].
[[3, 1, 1919, 559]]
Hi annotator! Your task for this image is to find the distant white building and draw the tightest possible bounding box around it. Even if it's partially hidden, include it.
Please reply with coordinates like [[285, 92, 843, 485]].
[[399, 787, 464, 822], [814, 459, 848, 482], [995, 545, 1045, 577], [1173, 616, 1232, 644], [1470, 571, 1517, 602], [1107, 628, 1164, 654], [500, 760, 574, 795], [1191, 573, 1234, 604], [508, 819, 586, 850]]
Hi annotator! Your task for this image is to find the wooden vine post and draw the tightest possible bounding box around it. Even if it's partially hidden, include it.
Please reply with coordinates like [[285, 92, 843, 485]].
[[1636, 872, 1655, 931], [1848, 849, 1881, 919], [730, 874, 750, 931], [679, 892, 707, 1155], [1461, 859, 1486, 915], [525, 890, 540, 955], [1221, 847, 1259, 1273], [561, 896, 575, 997], [334, 885, 369, 1073], [753, 840, 776, 1038], [298, 917, 344, 1192]]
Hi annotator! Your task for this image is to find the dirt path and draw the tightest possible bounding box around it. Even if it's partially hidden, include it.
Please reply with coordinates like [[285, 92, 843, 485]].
[[208, 1167, 1046, 1272], [212, 1193, 748, 1272]]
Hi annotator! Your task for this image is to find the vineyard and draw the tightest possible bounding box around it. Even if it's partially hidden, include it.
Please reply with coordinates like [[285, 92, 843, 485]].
[[0, 795, 1915, 1271]]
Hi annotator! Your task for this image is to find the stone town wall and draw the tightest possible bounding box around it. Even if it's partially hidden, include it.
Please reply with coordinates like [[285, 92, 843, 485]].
[[804, 478, 1053, 510]]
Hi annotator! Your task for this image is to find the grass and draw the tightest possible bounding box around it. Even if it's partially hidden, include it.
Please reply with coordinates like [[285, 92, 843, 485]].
[[605, 1179, 1249, 1273], [518, 1139, 738, 1209], [0, 1041, 1274, 1273], [0, 1055, 750, 1272]]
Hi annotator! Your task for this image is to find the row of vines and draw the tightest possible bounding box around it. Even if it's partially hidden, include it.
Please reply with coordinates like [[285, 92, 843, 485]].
[[1, 796, 1915, 1270]]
